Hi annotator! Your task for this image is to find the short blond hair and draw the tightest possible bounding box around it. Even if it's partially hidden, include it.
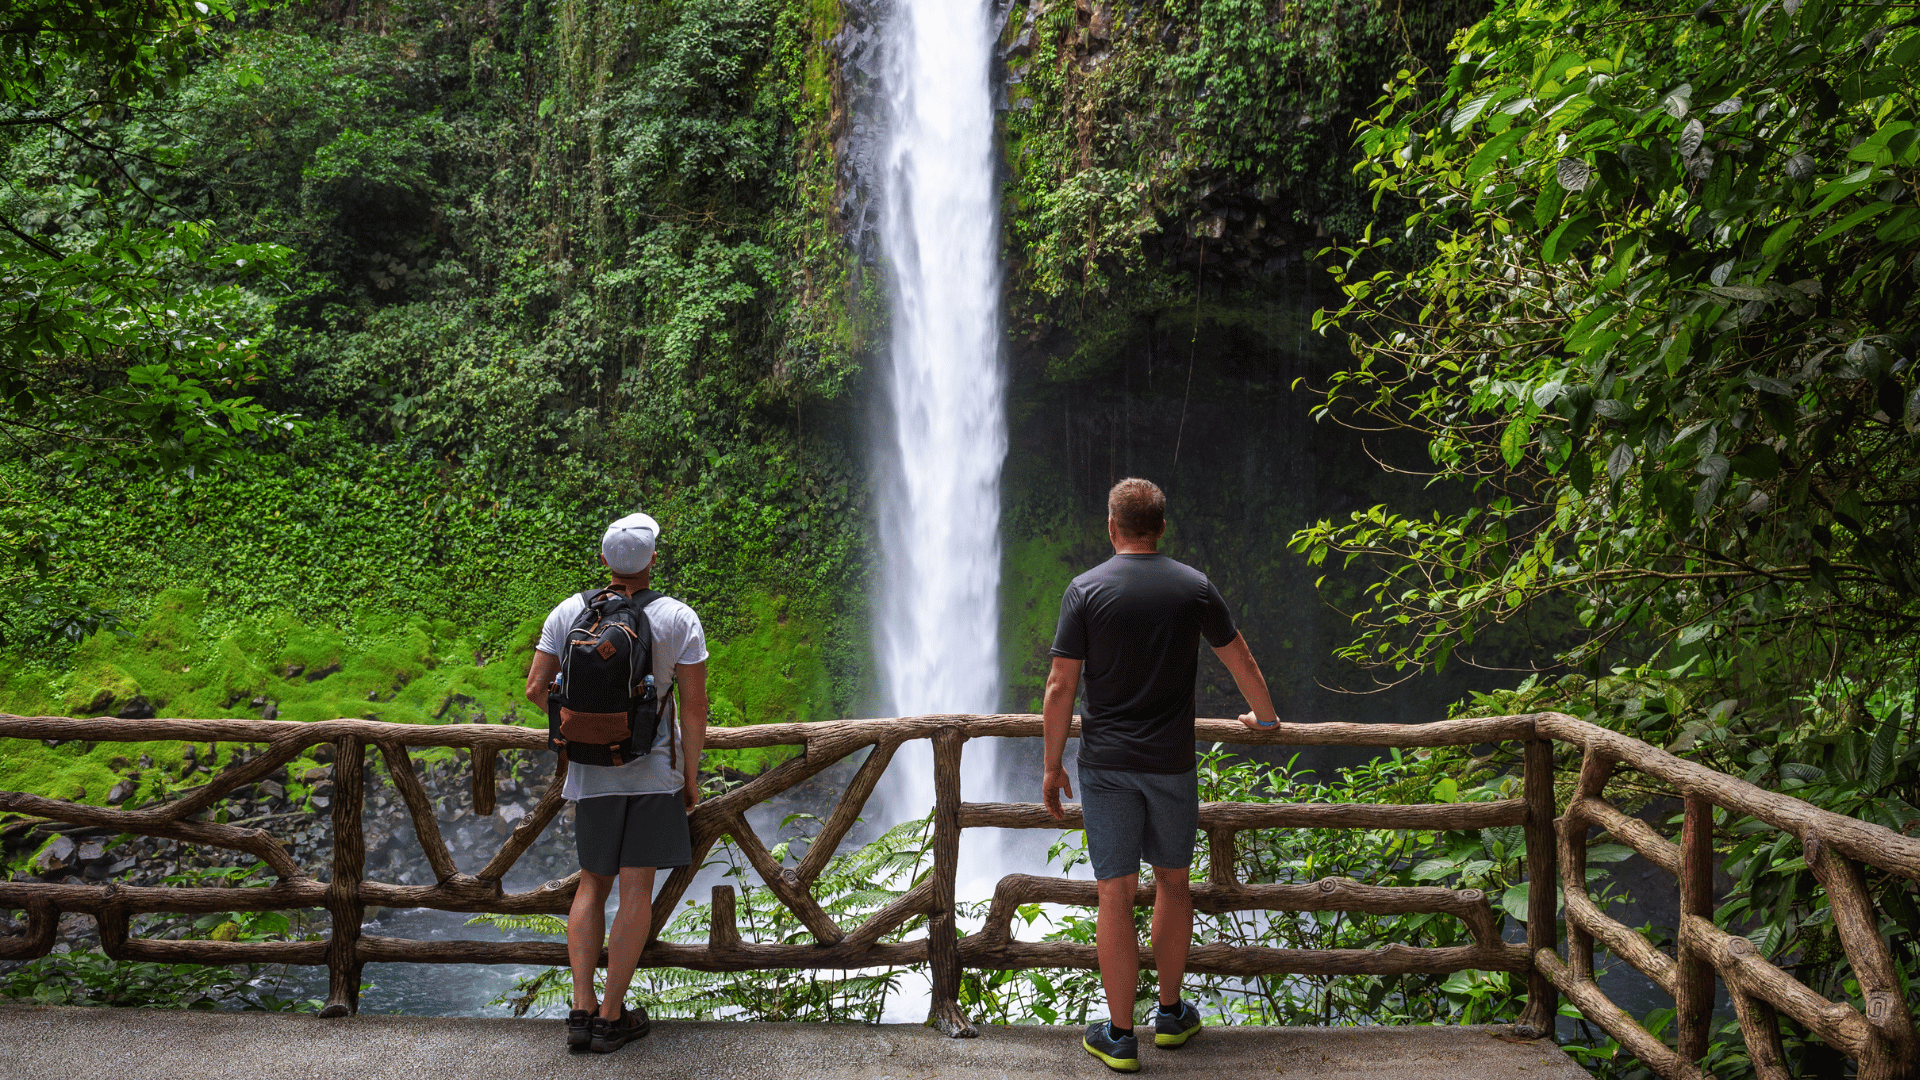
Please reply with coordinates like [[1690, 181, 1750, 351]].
[[1108, 478, 1166, 539]]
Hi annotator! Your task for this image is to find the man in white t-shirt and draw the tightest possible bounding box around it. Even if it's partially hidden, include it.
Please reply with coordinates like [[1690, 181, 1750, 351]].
[[524, 511, 708, 1055]]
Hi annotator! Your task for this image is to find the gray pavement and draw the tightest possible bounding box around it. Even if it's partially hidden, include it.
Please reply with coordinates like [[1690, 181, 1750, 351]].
[[0, 1006, 1592, 1080]]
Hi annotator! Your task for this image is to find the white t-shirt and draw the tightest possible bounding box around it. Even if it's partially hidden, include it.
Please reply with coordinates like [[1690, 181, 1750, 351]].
[[536, 591, 708, 800]]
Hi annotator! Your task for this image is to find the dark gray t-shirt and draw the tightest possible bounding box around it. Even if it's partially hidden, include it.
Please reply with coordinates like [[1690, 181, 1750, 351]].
[[1049, 553, 1238, 774]]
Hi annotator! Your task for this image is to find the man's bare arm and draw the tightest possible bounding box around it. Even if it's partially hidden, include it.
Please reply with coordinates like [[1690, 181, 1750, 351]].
[[525, 651, 561, 713], [1211, 633, 1278, 729], [1041, 656, 1082, 819], [676, 660, 708, 809]]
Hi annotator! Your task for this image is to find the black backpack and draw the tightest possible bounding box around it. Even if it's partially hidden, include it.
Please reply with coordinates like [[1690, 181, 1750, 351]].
[[547, 587, 670, 767]]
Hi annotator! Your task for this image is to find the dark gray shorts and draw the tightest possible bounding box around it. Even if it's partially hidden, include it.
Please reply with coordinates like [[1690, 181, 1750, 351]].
[[574, 793, 691, 877], [1077, 763, 1200, 881]]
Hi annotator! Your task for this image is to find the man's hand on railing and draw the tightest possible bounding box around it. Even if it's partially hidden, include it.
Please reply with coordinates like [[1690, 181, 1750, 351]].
[[1042, 764, 1074, 820], [1237, 711, 1277, 730]]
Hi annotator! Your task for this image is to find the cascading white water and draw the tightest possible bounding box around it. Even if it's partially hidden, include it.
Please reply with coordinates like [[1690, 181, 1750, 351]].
[[874, 0, 1005, 776]]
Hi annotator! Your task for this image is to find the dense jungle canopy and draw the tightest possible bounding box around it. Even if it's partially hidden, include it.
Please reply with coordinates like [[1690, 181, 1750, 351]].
[[1, 0, 1918, 1071]]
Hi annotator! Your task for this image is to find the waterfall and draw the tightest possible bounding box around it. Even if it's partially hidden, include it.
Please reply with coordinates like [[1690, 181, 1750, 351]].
[[870, 0, 1012, 1020], [874, 0, 1005, 774]]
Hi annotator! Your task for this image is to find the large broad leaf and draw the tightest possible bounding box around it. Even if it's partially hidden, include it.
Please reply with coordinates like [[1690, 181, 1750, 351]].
[[1876, 207, 1920, 242], [1606, 442, 1636, 481], [1556, 157, 1593, 193], [1679, 118, 1704, 159], [1866, 714, 1900, 790], [1810, 200, 1892, 243], [1543, 213, 1598, 262], [1500, 884, 1563, 921], [1453, 90, 1498, 132], [1660, 82, 1693, 118], [1500, 415, 1532, 467], [1732, 443, 1782, 480], [1466, 126, 1529, 180], [1761, 218, 1802, 256]]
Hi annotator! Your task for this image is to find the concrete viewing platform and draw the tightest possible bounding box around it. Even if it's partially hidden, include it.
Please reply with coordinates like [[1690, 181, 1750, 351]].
[[0, 1006, 1591, 1080]]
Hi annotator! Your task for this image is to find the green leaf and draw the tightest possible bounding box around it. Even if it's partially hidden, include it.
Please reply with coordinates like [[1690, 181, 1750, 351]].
[[1555, 157, 1593, 194], [1452, 91, 1493, 132], [1809, 556, 1839, 594], [1534, 182, 1566, 229], [1865, 713, 1899, 790], [1500, 885, 1531, 922], [1543, 214, 1597, 262], [1569, 448, 1594, 494], [1679, 118, 1704, 159], [1606, 442, 1636, 481], [1876, 208, 1920, 243], [1761, 218, 1802, 257], [1500, 415, 1532, 467], [1731, 443, 1781, 480], [1660, 82, 1693, 118], [1809, 201, 1892, 243], [1466, 126, 1529, 180]]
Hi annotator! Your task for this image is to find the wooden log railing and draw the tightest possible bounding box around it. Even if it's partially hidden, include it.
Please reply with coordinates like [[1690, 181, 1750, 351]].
[[0, 711, 1914, 1077]]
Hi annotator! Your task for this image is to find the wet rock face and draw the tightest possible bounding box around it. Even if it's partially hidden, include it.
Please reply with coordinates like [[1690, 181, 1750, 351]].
[[831, 0, 889, 267], [831, 0, 1025, 268]]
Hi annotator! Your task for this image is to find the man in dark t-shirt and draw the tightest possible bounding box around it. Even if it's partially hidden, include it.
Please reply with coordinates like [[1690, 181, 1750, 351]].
[[1043, 478, 1278, 1073]]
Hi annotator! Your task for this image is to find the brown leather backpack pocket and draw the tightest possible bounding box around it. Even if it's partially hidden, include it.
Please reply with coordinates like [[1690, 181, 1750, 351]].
[[559, 707, 630, 745]]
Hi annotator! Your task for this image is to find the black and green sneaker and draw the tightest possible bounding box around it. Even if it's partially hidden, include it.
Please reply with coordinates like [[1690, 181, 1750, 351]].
[[1082, 1020, 1141, 1072], [1153, 999, 1202, 1048], [565, 1009, 594, 1052]]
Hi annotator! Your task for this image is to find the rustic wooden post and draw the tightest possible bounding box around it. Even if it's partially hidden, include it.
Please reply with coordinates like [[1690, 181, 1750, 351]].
[[1207, 828, 1236, 887], [1728, 985, 1789, 1080], [1805, 829, 1920, 1079], [1674, 796, 1716, 1063], [709, 884, 740, 955], [320, 735, 366, 1018], [926, 726, 975, 1038], [472, 746, 497, 818], [1566, 751, 1616, 981], [1518, 735, 1560, 1038]]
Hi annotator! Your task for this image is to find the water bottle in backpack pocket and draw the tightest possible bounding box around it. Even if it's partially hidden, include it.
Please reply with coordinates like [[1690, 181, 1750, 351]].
[[547, 587, 670, 767]]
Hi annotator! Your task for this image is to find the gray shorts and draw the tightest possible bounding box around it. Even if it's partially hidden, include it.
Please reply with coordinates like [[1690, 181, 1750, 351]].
[[1077, 763, 1200, 881], [574, 793, 691, 877]]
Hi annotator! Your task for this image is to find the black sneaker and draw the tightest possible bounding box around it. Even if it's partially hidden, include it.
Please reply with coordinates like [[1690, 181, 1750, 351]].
[[565, 1009, 594, 1052], [589, 1002, 651, 1054], [1082, 1020, 1140, 1072], [1153, 999, 1202, 1048]]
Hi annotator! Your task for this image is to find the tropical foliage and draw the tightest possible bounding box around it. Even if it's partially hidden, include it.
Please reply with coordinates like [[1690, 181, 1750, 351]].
[[1298, 0, 1920, 1074]]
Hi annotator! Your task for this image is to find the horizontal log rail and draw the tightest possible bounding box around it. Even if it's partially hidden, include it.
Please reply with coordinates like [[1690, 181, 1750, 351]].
[[1542, 714, 1920, 1080], [0, 710, 1915, 1075]]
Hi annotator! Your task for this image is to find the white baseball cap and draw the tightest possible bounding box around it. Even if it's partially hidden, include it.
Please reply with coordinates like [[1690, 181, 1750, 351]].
[[601, 512, 660, 574]]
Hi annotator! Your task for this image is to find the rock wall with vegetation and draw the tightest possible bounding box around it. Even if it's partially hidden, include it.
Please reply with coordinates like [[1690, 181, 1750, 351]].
[[0, 0, 1499, 745]]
